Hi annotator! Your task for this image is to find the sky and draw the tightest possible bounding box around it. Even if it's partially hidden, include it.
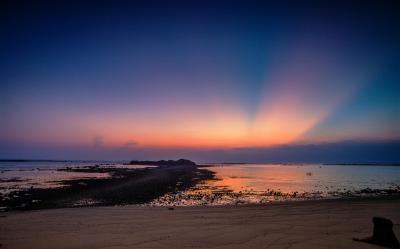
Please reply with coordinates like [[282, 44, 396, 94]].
[[1, 0, 399, 162]]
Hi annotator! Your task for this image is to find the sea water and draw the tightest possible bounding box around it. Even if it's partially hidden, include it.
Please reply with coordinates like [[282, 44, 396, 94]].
[[0, 160, 118, 193], [150, 164, 400, 206]]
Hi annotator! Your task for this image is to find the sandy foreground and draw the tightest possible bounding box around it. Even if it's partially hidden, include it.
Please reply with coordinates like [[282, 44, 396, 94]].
[[1, 198, 399, 249]]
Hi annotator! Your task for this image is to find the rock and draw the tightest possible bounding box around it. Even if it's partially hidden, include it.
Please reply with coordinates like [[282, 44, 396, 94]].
[[354, 216, 400, 248], [129, 159, 196, 167]]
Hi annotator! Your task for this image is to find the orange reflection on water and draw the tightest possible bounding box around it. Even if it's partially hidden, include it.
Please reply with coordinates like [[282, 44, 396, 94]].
[[199, 164, 400, 196], [204, 164, 317, 193]]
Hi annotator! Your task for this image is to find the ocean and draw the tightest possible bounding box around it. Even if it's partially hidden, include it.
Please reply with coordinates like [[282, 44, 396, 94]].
[[1, 161, 400, 205]]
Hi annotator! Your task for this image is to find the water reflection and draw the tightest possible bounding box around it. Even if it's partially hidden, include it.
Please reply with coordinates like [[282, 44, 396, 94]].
[[150, 164, 400, 206], [0, 169, 110, 194], [0, 161, 158, 194], [203, 164, 400, 193]]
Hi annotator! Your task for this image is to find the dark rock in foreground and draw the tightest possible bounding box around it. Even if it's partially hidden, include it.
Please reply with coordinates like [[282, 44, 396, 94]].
[[354, 216, 400, 248]]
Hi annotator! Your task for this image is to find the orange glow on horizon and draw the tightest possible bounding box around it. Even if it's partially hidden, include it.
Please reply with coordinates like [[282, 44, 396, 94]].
[[2, 41, 375, 150], [6, 76, 361, 150]]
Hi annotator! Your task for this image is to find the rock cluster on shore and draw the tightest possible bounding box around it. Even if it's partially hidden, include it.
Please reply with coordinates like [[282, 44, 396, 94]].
[[0, 160, 214, 211], [128, 159, 197, 167]]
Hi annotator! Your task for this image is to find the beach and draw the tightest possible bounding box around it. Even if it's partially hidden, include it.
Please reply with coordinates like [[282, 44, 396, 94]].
[[3, 0, 400, 248], [1, 198, 399, 249], [0, 162, 214, 211], [2, 162, 400, 211]]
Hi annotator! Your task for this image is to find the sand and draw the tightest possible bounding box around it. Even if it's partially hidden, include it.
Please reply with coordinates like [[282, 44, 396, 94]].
[[1, 198, 399, 249]]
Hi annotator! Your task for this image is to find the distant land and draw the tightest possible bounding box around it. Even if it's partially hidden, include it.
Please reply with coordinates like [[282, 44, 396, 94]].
[[1, 159, 400, 166], [324, 163, 400, 166], [0, 159, 123, 163], [0, 159, 197, 167], [128, 159, 197, 167], [0, 159, 72, 162]]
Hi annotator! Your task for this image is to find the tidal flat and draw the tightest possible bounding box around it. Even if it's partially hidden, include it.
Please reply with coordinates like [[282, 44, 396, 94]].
[[1, 162, 400, 211]]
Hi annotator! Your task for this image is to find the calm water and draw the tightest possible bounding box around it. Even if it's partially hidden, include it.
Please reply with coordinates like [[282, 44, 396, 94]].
[[150, 164, 400, 206], [0, 161, 146, 193], [2, 162, 400, 205], [203, 164, 400, 193]]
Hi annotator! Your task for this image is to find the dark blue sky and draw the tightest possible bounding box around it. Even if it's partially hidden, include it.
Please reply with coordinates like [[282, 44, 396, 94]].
[[1, 0, 399, 162]]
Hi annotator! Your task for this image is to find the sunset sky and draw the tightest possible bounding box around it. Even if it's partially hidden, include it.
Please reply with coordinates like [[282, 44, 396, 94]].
[[1, 0, 399, 162]]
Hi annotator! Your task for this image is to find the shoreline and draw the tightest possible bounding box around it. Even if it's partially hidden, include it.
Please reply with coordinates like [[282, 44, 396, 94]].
[[1, 197, 399, 249], [0, 163, 215, 211], [2, 162, 400, 211], [3, 193, 400, 214]]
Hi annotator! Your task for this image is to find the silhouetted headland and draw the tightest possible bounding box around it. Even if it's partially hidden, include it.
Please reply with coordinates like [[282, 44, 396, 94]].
[[128, 159, 196, 167]]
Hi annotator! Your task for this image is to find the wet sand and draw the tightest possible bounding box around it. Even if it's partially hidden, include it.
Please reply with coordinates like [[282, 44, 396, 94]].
[[1, 198, 399, 249]]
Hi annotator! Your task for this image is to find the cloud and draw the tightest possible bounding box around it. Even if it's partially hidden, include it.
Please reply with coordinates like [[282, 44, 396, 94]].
[[216, 140, 400, 164], [93, 136, 104, 147], [0, 139, 399, 164], [115, 140, 139, 151], [124, 140, 138, 147]]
